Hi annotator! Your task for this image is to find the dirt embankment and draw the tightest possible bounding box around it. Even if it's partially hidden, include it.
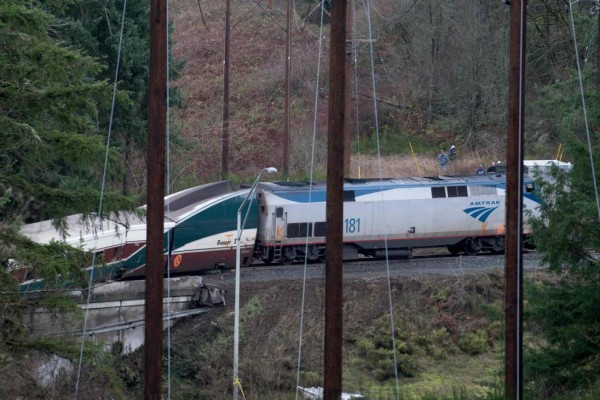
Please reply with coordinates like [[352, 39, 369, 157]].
[[119, 271, 508, 399]]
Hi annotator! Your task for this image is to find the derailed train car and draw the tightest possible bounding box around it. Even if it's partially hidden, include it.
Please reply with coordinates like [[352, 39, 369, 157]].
[[120, 182, 257, 278], [253, 174, 540, 264], [19, 181, 258, 287], [18, 172, 541, 287]]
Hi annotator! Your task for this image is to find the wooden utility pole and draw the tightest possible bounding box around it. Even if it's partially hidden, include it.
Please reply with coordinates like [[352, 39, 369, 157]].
[[221, 0, 231, 179], [324, 0, 347, 398], [145, 0, 166, 398], [283, 0, 291, 178], [505, 0, 526, 399]]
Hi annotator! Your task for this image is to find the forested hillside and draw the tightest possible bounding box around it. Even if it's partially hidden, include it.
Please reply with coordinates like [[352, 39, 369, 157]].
[[1, 1, 599, 399], [2, 0, 598, 205], [169, 0, 599, 180]]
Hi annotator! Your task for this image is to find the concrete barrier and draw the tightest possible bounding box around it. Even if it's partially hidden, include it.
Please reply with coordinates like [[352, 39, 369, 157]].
[[25, 276, 224, 354]]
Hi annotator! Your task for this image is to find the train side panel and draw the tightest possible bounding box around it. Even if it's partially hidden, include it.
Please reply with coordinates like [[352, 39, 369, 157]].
[[122, 190, 258, 277], [168, 191, 258, 273], [255, 176, 540, 263]]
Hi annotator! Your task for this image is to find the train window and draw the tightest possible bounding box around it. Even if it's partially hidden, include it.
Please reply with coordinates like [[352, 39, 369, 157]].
[[314, 222, 326, 236], [94, 251, 105, 263], [525, 183, 535, 193], [447, 186, 468, 197], [470, 185, 496, 196], [343, 190, 356, 202], [287, 223, 312, 238], [276, 207, 284, 218], [431, 187, 446, 198]]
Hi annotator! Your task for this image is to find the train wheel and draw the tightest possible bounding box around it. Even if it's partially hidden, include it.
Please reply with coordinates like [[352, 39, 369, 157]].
[[490, 236, 505, 254], [259, 247, 274, 265], [280, 247, 296, 265], [447, 244, 462, 255], [306, 246, 321, 263], [280, 256, 294, 265], [317, 249, 327, 263], [463, 238, 481, 256]]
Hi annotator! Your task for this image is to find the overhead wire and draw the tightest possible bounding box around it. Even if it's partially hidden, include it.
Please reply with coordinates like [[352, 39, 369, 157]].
[[293, 0, 326, 38], [196, 0, 211, 32], [516, 2, 526, 396], [166, 0, 173, 398], [568, 0, 600, 223], [357, 5, 422, 175], [302, 0, 314, 25], [353, 0, 363, 178], [74, 0, 128, 398], [553, 15, 595, 162], [362, 0, 401, 398], [294, 2, 326, 398], [249, 0, 287, 32], [369, 0, 419, 22]]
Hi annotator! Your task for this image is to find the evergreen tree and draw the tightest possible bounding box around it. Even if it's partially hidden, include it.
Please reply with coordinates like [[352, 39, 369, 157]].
[[0, 2, 137, 384], [42, 0, 183, 195], [0, 0, 136, 227], [526, 141, 600, 396], [43, 0, 152, 196], [525, 5, 600, 392], [0, 0, 137, 338]]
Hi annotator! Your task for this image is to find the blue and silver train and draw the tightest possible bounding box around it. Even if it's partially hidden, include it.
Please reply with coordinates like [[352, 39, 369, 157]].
[[18, 171, 541, 285], [254, 173, 540, 264]]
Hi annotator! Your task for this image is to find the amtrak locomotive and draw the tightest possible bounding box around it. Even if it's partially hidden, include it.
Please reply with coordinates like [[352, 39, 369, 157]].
[[19, 172, 540, 286], [254, 174, 539, 264]]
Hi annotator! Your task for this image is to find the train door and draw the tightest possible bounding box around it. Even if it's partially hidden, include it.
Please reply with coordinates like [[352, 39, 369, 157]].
[[272, 206, 287, 241]]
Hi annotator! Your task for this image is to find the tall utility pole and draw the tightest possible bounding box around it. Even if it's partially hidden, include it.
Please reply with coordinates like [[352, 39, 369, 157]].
[[145, 0, 167, 398], [324, 0, 347, 398], [505, 0, 526, 399], [283, 0, 291, 178], [221, 0, 231, 179]]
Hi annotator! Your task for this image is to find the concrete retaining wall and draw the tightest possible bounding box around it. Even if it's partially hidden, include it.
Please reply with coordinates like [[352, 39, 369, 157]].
[[25, 276, 221, 354]]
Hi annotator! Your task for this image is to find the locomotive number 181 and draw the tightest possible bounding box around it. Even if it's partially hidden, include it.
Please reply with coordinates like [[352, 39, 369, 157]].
[[344, 218, 361, 233]]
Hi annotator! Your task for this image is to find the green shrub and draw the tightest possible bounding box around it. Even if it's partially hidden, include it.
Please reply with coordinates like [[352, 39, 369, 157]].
[[352, 126, 430, 156], [355, 337, 375, 355], [482, 299, 504, 321], [365, 347, 390, 368], [457, 330, 488, 355], [240, 296, 265, 321], [300, 370, 321, 387], [396, 353, 418, 377], [119, 364, 141, 387]]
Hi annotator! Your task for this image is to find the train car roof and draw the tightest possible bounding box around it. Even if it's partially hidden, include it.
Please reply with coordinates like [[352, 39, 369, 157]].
[[523, 159, 572, 168], [165, 181, 232, 212], [20, 181, 235, 244], [163, 180, 233, 221], [257, 174, 520, 192], [20, 213, 130, 245]]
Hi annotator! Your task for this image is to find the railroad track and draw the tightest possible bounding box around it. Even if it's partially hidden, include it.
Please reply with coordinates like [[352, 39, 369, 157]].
[[201, 250, 543, 287]]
